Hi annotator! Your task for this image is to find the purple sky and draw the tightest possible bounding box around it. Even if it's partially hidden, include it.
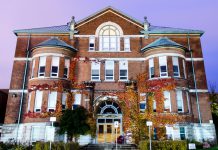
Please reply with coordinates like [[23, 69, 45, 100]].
[[0, 0, 218, 90]]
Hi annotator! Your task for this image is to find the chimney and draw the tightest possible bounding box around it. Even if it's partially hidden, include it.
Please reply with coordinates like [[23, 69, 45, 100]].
[[144, 16, 150, 31], [69, 16, 75, 39]]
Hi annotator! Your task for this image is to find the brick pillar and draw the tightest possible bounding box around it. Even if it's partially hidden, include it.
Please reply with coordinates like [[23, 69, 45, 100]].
[[45, 56, 52, 77], [114, 61, 119, 81], [59, 57, 65, 78], [120, 37, 124, 51], [100, 62, 105, 81], [42, 91, 49, 112], [167, 56, 173, 77], [171, 90, 177, 113], [30, 91, 36, 112], [154, 57, 159, 77], [179, 57, 184, 78], [182, 91, 188, 113], [34, 57, 39, 77]]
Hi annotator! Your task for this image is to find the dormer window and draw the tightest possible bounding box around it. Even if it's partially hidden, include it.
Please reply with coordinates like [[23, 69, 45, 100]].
[[99, 25, 120, 51]]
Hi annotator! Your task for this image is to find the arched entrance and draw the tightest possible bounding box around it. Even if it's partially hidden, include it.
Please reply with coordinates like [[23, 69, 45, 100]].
[[95, 99, 122, 143]]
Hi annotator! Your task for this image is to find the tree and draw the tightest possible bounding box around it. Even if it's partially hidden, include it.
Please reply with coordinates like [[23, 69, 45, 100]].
[[58, 107, 90, 142]]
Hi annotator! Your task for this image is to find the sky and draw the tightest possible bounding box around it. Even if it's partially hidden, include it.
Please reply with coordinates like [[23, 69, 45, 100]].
[[0, 0, 218, 91]]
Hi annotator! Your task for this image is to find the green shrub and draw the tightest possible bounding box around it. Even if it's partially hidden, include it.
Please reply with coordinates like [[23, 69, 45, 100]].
[[33, 141, 79, 150], [139, 140, 187, 150]]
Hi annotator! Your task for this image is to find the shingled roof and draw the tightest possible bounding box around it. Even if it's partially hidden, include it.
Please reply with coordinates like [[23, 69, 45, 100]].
[[32, 37, 77, 52], [141, 37, 188, 52]]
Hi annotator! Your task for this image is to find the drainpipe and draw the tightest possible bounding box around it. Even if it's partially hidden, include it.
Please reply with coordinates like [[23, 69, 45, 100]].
[[187, 34, 202, 125], [16, 34, 31, 142]]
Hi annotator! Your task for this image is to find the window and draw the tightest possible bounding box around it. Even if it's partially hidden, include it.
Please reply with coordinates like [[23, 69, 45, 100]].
[[62, 93, 67, 110], [31, 59, 35, 78], [38, 56, 46, 77], [149, 58, 155, 78], [159, 56, 168, 77], [180, 127, 185, 140], [164, 91, 171, 112], [34, 90, 43, 112], [64, 58, 70, 78], [89, 36, 95, 51], [183, 60, 186, 79], [119, 61, 128, 80], [45, 126, 55, 142], [31, 126, 45, 142], [124, 37, 130, 51], [47, 92, 57, 112], [153, 100, 156, 112], [73, 94, 81, 110], [50, 57, 59, 77], [140, 101, 146, 112], [172, 57, 180, 77], [99, 25, 120, 51], [153, 128, 157, 140], [91, 62, 100, 81], [166, 126, 173, 140], [27, 92, 31, 112], [105, 61, 114, 81], [176, 90, 184, 113]]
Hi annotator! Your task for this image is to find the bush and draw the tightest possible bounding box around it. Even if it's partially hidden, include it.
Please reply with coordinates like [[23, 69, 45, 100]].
[[33, 142, 79, 150], [0, 142, 31, 150], [139, 140, 187, 150]]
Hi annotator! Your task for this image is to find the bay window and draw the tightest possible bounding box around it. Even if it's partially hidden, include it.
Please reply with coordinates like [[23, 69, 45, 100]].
[[149, 58, 155, 78], [159, 56, 168, 77], [34, 90, 43, 112], [172, 56, 180, 77], [47, 91, 57, 112], [50, 56, 59, 77], [38, 56, 46, 77]]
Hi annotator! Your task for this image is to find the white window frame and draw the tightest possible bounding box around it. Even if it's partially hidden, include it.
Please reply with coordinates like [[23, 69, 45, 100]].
[[149, 58, 155, 79], [119, 61, 128, 81], [183, 59, 187, 79], [124, 37, 130, 51], [27, 92, 32, 112], [38, 56, 46, 77], [164, 91, 171, 112], [176, 90, 184, 113], [105, 61, 114, 81], [166, 126, 173, 140], [179, 127, 186, 140], [91, 62, 100, 81], [64, 58, 70, 78], [47, 91, 57, 112], [34, 91, 43, 112], [50, 56, 60, 77], [172, 56, 180, 77], [62, 92, 67, 110], [159, 56, 168, 77], [89, 36, 95, 51], [31, 59, 35, 78], [153, 100, 156, 112], [73, 93, 81, 110]]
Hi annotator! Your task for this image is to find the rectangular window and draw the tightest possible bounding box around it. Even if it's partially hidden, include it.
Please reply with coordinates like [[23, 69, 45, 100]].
[[31, 59, 35, 78], [27, 92, 32, 112], [183, 60, 186, 79], [89, 36, 95, 51], [124, 37, 130, 51], [159, 56, 168, 77], [180, 127, 186, 140], [164, 91, 171, 112], [91, 62, 100, 81], [153, 100, 156, 112], [149, 58, 155, 78], [166, 126, 173, 140], [34, 90, 43, 112], [48, 92, 57, 112], [73, 94, 81, 110], [50, 57, 60, 77], [45, 126, 55, 142], [119, 61, 128, 80], [176, 90, 184, 113], [153, 128, 157, 140], [172, 57, 180, 77], [38, 56, 46, 77], [62, 93, 67, 110], [140, 93, 146, 112], [105, 61, 114, 81], [64, 58, 70, 78]]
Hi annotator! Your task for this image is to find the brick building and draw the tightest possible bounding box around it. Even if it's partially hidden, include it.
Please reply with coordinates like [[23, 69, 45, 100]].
[[1, 7, 216, 144], [0, 89, 8, 140]]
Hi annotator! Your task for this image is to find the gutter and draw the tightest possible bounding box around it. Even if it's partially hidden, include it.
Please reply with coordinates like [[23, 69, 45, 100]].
[[15, 34, 31, 142], [187, 34, 202, 125]]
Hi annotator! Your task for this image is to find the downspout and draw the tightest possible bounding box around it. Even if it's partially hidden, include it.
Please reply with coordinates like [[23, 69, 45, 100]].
[[16, 34, 31, 142], [187, 34, 202, 125]]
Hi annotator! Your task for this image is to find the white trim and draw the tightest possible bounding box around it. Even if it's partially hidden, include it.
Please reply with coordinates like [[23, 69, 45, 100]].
[[189, 89, 208, 93], [185, 58, 204, 61], [95, 21, 124, 36], [9, 89, 28, 93], [75, 10, 143, 29], [32, 53, 67, 58], [14, 58, 32, 61], [29, 77, 70, 81], [74, 34, 144, 37]]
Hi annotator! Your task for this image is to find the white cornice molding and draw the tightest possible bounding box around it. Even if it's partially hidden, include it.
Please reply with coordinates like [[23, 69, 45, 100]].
[[189, 89, 208, 93], [9, 89, 28, 93]]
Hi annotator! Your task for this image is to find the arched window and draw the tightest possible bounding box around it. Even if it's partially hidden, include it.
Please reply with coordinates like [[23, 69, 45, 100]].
[[99, 25, 120, 51]]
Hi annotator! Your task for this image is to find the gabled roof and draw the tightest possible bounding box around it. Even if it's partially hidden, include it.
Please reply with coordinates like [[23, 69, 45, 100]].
[[13, 6, 204, 36], [141, 25, 204, 36], [141, 37, 188, 52], [32, 37, 77, 52]]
